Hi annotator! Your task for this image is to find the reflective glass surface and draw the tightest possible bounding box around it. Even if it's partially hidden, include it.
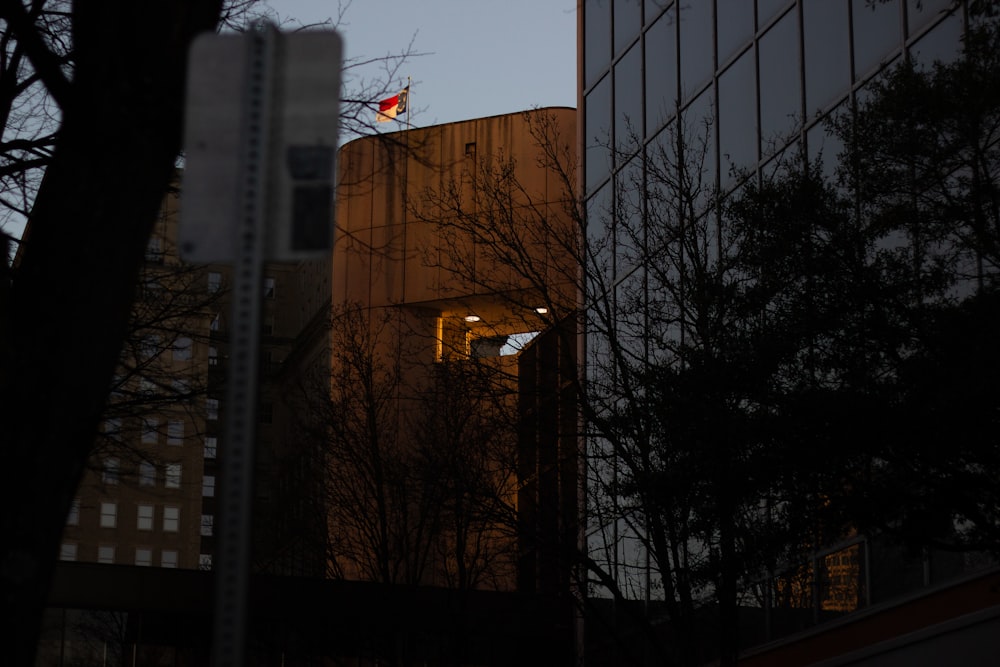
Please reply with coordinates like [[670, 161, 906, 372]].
[[804, 0, 851, 115], [586, 0, 613, 86], [717, 0, 755, 66], [718, 49, 757, 185], [645, 7, 678, 136], [615, 0, 642, 55], [852, 0, 901, 81], [678, 0, 714, 103], [910, 11, 964, 69], [586, 74, 613, 193], [759, 9, 802, 150], [616, 42, 644, 155]]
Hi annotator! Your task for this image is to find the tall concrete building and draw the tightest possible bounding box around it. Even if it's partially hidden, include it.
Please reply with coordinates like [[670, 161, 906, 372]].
[[579, 0, 998, 663]]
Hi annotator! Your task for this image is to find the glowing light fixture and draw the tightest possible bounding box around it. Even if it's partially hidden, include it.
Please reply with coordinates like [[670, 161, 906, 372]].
[[534, 307, 549, 314], [464, 315, 481, 323]]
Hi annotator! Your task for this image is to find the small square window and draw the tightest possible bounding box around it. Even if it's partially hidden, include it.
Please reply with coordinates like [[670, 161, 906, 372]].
[[204, 436, 218, 459], [203, 475, 215, 498], [163, 506, 180, 532], [66, 498, 80, 526], [208, 346, 219, 367], [199, 554, 213, 570], [172, 337, 193, 361], [60, 543, 77, 562], [139, 461, 156, 486], [97, 545, 115, 564], [200, 514, 214, 537], [206, 399, 219, 421], [165, 463, 181, 489], [167, 420, 184, 446], [161, 550, 178, 569], [208, 271, 222, 293], [137, 504, 154, 531], [100, 502, 117, 528], [102, 458, 119, 485], [135, 548, 153, 567], [142, 418, 159, 444]]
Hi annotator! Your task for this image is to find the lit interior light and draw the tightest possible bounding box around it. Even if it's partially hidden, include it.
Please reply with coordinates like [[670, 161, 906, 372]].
[[534, 307, 549, 314], [464, 315, 481, 322]]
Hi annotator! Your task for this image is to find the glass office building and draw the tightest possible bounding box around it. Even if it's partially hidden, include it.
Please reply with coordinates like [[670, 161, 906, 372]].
[[580, 0, 974, 637]]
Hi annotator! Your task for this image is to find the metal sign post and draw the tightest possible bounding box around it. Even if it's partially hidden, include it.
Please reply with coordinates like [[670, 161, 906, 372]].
[[181, 23, 341, 666]]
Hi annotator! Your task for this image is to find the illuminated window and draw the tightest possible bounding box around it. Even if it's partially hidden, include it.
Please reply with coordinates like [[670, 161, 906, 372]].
[[201, 514, 214, 537], [199, 554, 213, 570]]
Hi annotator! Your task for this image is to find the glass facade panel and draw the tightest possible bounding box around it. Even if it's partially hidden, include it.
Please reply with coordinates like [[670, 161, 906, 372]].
[[681, 87, 716, 210], [910, 11, 964, 69], [718, 48, 757, 185], [804, 0, 851, 115], [852, 0, 902, 80], [586, 182, 615, 294], [759, 9, 802, 151], [644, 0, 670, 25], [614, 0, 642, 55], [586, 0, 613, 86], [677, 0, 713, 103], [717, 0, 754, 66], [644, 7, 678, 136], [616, 42, 643, 153], [907, 0, 953, 35], [758, 0, 793, 27], [586, 74, 613, 194]]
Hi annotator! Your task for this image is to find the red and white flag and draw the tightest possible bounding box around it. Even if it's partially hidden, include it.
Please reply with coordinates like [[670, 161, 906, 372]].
[[377, 87, 409, 123]]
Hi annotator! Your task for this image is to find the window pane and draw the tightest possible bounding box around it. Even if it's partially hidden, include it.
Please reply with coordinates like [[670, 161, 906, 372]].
[[201, 514, 214, 537], [203, 475, 216, 498], [804, 0, 850, 114], [172, 337, 193, 361], [100, 502, 117, 528], [161, 550, 178, 569], [102, 458, 119, 485], [615, 0, 641, 54], [586, 0, 613, 86], [139, 461, 156, 486], [137, 504, 154, 531], [717, 0, 754, 66], [167, 420, 184, 446], [66, 498, 80, 526], [60, 543, 77, 562], [907, 0, 952, 35], [852, 0, 901, 80], [98, 545, 115, 564], [142, 418, 159, 444], [204, 437, 218, 459], [208, 271, 222, 293], [909, 11, 963, 69], [163, 506, 180, 532], [758, 0, 793, 26], [645, 7, 678, 135], [165, 464, 181, 489], [718, 48, 758, 185], [759, 9, 802, 152], [616, 42, 643, 153], [678, 0, 713, 103], [586, 74, 613, 193], [136, 548, 152, 567]]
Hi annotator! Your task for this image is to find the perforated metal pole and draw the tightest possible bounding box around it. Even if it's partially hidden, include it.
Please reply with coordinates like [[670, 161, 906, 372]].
[[211, 23, 275, 667]]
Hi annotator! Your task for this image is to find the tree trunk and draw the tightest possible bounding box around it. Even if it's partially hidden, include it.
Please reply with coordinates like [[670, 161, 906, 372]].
[[0, 3, 221, 664]]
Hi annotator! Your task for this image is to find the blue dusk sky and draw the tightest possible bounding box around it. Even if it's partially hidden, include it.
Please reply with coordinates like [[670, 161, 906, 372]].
[[267, 0, 578, 128]]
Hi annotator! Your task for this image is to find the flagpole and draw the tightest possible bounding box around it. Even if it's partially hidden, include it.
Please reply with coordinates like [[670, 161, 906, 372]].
[[406, 76, 411, 130]]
